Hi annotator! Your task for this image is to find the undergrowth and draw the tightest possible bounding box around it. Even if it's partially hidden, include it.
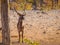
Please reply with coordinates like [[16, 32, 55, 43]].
[[20, 38, 40, 45]]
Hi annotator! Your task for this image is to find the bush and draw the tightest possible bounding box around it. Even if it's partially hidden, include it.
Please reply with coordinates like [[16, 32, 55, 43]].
[[23, 39, 40, 45]]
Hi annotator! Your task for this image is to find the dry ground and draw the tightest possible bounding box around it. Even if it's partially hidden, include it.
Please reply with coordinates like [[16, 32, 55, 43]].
[[0, 10, 60, 45]]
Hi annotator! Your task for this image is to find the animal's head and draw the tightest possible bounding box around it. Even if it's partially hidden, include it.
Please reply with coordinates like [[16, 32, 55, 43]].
[[20, 15, 25, 20]]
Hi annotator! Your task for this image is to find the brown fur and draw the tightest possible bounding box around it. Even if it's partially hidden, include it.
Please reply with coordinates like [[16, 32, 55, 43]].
[[14, 8, 24, 43]]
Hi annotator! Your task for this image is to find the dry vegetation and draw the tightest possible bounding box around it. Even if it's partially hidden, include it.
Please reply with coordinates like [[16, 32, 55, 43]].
[[9, 0, 60, 10]]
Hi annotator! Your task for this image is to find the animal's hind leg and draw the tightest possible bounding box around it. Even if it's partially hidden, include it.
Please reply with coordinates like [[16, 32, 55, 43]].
[[22, 26, 24, 43], [22, 30, 23, 43], [18, 32, 20, 43]]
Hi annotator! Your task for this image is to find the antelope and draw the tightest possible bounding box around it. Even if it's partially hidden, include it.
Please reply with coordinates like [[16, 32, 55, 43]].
[[14, 8, 25, 43]]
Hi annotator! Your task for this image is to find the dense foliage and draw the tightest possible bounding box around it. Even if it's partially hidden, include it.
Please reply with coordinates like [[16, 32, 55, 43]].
[[0, 0, 60, 10]]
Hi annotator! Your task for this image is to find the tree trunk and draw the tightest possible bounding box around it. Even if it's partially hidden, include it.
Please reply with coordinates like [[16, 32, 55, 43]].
[[1, 0, 10, 45]]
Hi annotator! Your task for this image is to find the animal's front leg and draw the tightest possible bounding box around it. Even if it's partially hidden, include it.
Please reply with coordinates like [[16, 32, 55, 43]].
[[22, 26, 24, 43], [18, 32, 20, 43]]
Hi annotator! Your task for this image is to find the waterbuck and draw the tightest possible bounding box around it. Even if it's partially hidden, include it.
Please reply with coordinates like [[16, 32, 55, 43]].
[[14, 8, 25, 43]]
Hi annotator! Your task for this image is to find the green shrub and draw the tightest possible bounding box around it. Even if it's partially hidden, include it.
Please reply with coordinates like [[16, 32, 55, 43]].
[[23, 39, 40, 45]]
